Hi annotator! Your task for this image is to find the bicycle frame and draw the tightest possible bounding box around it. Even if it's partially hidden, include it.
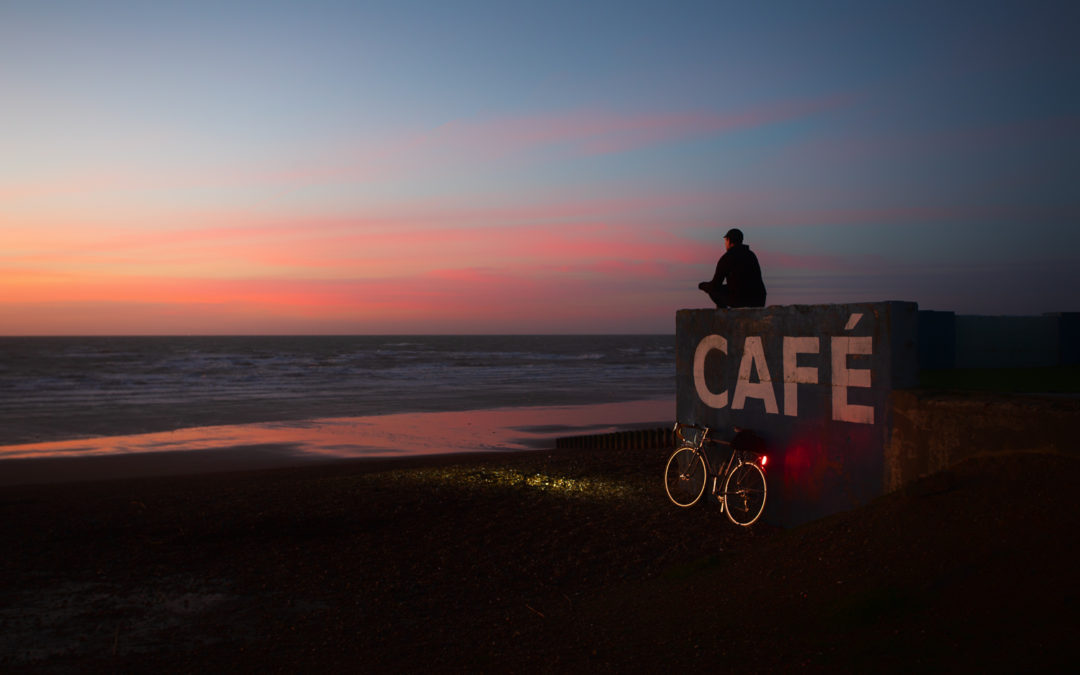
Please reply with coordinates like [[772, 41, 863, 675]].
[[667, 422, 769, 525], [673, 423, 740, 497]]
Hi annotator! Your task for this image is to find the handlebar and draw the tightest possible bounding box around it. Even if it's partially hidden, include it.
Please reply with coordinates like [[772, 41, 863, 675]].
[[672, 422, 768, 468], [673, 422, 733, 446], [673, 422, 704, 445]]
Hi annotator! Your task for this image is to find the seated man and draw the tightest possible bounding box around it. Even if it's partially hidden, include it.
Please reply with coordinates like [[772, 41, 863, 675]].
[[698, 228, 767, 308]]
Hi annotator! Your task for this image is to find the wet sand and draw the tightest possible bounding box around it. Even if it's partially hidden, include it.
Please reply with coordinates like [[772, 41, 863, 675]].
[[0, 399, 672, 486], [1, 443, 1076, 672]]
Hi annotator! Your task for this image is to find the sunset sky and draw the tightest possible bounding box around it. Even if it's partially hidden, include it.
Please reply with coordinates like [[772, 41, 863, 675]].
[[2, 0, 1077, 335]]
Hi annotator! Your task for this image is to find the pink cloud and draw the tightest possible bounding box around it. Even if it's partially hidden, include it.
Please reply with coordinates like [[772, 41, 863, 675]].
[[2, 95, 847, 206], [5, 200, 721, 281], [412, 94, 848, 160]]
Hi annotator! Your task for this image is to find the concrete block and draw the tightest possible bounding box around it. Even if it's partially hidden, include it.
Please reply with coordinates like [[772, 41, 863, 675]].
[[675, 302, 918, 525], [955, 315, 1059, 368]]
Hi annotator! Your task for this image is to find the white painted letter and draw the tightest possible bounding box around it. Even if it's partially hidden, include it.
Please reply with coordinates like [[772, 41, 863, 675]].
[[831, 336, 874, 424], [783, 336, 819, 417], [732, 336, 779, 414], [694, 334, 728, 408]]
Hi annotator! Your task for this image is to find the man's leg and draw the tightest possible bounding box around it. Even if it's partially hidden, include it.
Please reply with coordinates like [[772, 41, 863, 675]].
[[707, 284, 730, 309]]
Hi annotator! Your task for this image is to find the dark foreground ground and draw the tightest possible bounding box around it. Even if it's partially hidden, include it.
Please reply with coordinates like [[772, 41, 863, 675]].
[[1, 445, 1077, 673]]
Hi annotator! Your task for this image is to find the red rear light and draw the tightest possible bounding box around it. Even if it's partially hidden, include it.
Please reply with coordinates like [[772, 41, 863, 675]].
[[761, 455, 768, 467]]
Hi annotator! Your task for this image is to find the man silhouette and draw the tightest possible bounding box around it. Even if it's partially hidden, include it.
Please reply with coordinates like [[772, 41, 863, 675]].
[[698, 228, 767, 308]]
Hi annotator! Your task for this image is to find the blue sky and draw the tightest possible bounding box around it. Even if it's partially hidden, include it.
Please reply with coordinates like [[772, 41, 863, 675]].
[[2, 0, 1077, 334]]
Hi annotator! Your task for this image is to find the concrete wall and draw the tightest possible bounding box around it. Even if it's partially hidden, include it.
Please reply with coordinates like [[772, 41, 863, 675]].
[[1051, 312, 1080, 366], [917, 311, 1079, 369], [676, 302, 918, 526], [886, 390, 1080, 492], [956, 315, 1059, 368], [916, 310, 957, 370]]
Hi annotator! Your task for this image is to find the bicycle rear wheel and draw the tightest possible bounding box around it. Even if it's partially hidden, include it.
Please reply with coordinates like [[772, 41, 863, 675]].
[[723, 462, 767, 526], [665, 447, 707, 507]]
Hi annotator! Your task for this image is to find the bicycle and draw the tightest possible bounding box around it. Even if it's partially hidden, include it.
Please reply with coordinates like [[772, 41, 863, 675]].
[[664, 422, 769, 526]]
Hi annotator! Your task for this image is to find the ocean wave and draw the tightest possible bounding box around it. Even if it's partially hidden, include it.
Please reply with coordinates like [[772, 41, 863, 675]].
[[0, 336, 675, 443]]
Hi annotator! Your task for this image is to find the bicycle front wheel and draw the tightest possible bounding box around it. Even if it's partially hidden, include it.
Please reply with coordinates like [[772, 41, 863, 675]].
[[723, 462, 767, 526], [664, 447, 707, 507]]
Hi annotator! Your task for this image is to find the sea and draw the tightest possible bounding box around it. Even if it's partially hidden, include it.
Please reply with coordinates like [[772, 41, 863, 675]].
[[0, 335, 675, 473]]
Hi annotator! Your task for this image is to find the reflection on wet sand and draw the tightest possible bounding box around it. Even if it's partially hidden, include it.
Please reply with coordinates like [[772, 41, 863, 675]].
[[0, 399, 672, 485]]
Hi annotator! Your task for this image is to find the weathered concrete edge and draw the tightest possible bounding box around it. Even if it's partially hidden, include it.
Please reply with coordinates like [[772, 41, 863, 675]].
[[885, 390, 1080, 492]]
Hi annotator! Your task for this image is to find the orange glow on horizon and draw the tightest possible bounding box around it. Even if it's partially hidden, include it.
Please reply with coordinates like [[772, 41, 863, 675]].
[[0, 205, 715, 334]]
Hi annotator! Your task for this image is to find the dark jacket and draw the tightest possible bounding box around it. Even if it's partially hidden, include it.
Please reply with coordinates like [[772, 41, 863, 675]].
[[703, 244, 766, 307]]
